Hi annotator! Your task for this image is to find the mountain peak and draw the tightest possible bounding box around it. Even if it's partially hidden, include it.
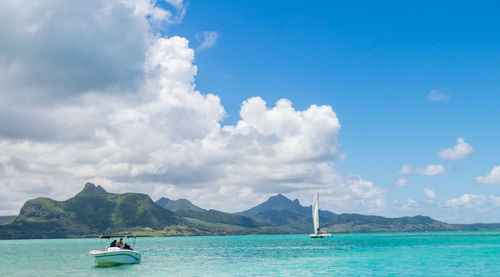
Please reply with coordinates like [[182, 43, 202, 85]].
[[237, 193, 337, 221], [237, 193, 311, 217], [269, 193, 289, 201], [77, 182, 108, 196], [156, 197, 171, 206], [267, 194, 302, 207]]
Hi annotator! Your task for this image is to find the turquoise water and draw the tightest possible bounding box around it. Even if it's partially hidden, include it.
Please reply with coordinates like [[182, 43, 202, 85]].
[[1, 232, 500, 276]]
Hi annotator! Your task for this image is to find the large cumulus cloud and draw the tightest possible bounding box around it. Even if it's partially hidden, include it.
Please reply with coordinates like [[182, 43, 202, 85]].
[[0, 0, 385, 215]]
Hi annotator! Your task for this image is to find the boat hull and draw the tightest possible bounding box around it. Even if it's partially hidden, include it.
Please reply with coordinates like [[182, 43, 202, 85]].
[[90, 248, 141, 265], [309, 233, 332, 238]]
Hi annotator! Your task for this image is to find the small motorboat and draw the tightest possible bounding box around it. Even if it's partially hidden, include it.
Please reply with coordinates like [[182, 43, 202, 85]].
[[90, 235, 141, 266]]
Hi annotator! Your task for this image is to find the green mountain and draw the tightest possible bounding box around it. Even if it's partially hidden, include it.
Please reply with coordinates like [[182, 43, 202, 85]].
[[250, 209, 312, 233], [0, 183, 187, 239], [0, 183, 277, 239], [235, 194, 335, 232], [2, 184, 500, 239], [0, 216, 15, 224], [236, 194, 309, 216], [173, 209, 268, 235], [236, 194, 500, 233], [323, 214, 458, 233], [155, 198, 276, 234], [156, 197, 205, 212], [237, 193, 335, 218]]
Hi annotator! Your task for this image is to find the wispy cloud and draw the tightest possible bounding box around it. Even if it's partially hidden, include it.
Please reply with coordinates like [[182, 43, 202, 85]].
[[424, 188, 436, 198], [196, 31, 220, 51], [427, 89, 450, 102], [438, 138, 473, 160], [155, 0, 187, 24], [394, 177, 408, 187], [399, 164, 445, 176]]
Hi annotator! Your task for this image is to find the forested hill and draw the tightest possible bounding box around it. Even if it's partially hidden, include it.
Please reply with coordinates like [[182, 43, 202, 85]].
[[0, 183, 183, 239], [1, 183, 499, 239]]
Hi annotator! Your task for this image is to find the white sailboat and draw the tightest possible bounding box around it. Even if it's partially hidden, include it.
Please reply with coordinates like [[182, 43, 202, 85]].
[[309, 192, 331, 238]]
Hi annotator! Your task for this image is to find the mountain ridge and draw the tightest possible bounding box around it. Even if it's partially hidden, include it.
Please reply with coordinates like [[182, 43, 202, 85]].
[[0, 183, 185, 239], [1, 183, 500, 239], [156, 197, 205, 212], [236, 193, 336, 220]]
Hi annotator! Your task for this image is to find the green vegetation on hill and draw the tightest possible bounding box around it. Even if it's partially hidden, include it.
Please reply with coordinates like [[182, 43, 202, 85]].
[[158, 205, 277, 235], [251, 210, 311, 233], [177, 209, 259, 228], [234, 194, 500, 234], [155, 196, 271, 235], [2, 185, 500, 239], [323, 214, 458, 233], [0, 216, 15, 224], [235, 193, 333, 233], [236, 193, 335, 220], [236, 194, 309, 216], [0, 183, 183, 239], [156, 197, 205, 212]]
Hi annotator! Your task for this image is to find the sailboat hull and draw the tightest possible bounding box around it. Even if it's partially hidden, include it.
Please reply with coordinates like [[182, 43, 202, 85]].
[[309, 233, 332, 238]]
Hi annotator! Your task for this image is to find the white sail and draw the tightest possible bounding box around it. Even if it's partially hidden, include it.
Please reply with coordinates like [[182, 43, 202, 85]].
[[312, 192, 319, 235]]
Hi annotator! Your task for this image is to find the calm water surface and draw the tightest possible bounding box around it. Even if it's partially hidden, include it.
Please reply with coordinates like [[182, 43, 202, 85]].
[[1, 232, 499, 276]]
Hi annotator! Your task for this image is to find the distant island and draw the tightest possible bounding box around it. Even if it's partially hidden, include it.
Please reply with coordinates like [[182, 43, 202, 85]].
[[1, 182, 499, 239]]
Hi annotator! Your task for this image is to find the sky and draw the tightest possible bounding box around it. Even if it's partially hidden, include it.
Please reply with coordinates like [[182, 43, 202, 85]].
[[0, 0, 499, 223]]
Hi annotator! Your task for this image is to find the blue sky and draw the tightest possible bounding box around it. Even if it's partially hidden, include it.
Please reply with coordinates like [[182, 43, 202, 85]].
[[167, 1, 500, 219], [0, 0, 499, 223]]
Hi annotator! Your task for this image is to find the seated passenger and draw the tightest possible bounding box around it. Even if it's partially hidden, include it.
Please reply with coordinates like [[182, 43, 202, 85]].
[[123, 243, 131, 250], [110, 240, 117, 247], [116, 238, 124, 248]]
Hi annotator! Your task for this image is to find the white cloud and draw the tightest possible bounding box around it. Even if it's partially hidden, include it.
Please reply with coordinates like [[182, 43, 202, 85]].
[[424, 188, 435, 198], [398, 164, 445, 176], [427, 89, 449, 102], [439, 194, 500, 223], [394, 198, 418, 212], [0, 1, 385, 215], [446, 194, 478, 208], [196, 31, 220, 51], [0, 0, 163, 100], [476, 166, 500, 184], [445, 194, 500, 209], [391, 193, 500, 223], [438, 138, 473, 160], [398, 164, 413, 174], [418, 164, 446, 175], [394, 177, 408, 187]]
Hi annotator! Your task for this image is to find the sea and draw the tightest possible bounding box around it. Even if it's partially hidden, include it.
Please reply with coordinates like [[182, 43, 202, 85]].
[[1, 231, 499, 276]]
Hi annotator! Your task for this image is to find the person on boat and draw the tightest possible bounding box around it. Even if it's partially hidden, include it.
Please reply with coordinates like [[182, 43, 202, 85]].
[[123, 243, 131, 250], [110, 240, 117, 247], [116, 238, 124, 248]]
